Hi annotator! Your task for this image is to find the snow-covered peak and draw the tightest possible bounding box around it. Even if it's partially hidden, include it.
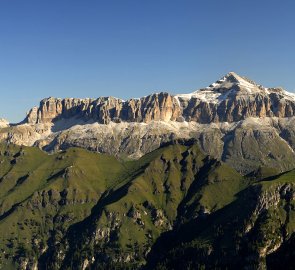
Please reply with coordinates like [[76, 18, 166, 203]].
[[176, 72, 276, 104], [206, 72, 261, 92], [176, 72, 261, 104], [211, 71, 250, 85], [176, 71, 295, 105]]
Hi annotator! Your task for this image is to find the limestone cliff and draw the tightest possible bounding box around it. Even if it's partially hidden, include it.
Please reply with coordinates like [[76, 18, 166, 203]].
[[24, 72, 295, 125], [25, 93, 182, 125]]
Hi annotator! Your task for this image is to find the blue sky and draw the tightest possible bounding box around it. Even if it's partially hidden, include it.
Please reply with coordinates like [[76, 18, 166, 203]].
[[1, 0, 295, 122]]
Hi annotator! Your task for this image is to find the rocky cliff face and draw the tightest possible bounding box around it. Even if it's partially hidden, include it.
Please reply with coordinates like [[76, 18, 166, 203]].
[[25, 72, 295, 125], [26, 93, 182, 125], [176, 72, 295, 123]]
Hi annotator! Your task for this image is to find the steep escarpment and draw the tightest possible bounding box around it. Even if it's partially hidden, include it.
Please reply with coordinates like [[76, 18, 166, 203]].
[[175, 72, 295, 123], [178, 87, 295, 123], [25, 92, 182, 125], [24, 72, 295, 125]]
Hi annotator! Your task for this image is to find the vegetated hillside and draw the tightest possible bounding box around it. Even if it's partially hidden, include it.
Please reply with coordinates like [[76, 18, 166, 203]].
[[0, 141, 295, 269], [145, 170, 295, 269], [0, 143, 131, 269]]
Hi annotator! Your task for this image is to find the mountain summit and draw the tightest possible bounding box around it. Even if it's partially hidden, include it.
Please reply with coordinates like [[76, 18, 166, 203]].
[[208, 71, 259, 88], [176, 71, 288, 103]]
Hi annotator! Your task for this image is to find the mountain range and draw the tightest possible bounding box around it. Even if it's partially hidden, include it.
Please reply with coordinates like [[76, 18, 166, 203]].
[[1, 72, 295, 269], [2, 72, 295, 174]]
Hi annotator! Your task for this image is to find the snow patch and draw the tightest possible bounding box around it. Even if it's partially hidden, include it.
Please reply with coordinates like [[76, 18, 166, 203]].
[[283, 90, 295, 101]]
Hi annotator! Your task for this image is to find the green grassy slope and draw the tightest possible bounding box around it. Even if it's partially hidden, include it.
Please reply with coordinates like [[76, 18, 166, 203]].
[[37, 143, 248, 269], [146, 168, 295, 270], [0, 143, 132, 269], [1, 141, 294, 270]]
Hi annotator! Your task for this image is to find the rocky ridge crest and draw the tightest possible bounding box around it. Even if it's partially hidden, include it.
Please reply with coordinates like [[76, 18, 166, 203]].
[[25, 72, 295, 125]]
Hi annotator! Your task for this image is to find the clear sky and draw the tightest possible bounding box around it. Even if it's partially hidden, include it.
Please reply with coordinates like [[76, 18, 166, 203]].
[[1, 0, 295, 122]]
